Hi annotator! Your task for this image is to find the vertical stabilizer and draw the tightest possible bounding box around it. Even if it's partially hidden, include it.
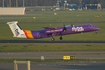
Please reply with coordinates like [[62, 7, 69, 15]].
[[7, 21, 26, 38]]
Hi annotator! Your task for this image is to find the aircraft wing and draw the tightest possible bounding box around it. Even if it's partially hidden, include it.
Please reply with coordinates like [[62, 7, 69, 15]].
[[43, 27, 56, 30]]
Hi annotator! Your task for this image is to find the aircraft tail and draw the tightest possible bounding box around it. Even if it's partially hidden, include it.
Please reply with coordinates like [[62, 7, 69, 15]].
[[7, 21, 26, 38]]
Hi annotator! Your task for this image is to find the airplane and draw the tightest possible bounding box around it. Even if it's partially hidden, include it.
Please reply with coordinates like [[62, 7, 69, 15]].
[[7, 21, 100, 41]]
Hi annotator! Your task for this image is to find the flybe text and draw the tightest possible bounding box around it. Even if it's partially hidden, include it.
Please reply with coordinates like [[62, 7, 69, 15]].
[[72, 27, 84, 32]]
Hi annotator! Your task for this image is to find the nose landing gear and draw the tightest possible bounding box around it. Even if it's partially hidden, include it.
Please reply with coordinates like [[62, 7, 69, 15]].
[[60, 36, 63, 40]]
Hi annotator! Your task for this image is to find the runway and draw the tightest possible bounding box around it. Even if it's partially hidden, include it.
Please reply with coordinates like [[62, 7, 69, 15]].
[[0, 16, 44, 20], [0, 62, 105, 70], [0, 40, 105, 44], [0, 51, 105, 59], [0, 21, 105, 24]]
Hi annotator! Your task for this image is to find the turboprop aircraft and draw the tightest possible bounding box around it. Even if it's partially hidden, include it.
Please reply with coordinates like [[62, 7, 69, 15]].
[[7, 21, 100, 41]]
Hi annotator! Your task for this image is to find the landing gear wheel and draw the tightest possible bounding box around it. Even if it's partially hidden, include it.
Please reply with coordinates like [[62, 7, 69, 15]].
[[95, 31, 97, 34], [60, 36, 63, 40], [51, 37, 55, 41]]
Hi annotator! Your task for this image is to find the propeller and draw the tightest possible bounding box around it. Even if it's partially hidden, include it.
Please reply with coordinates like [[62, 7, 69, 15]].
[[63, 24, 66, 30], [62, 21, 66, 31], [62, 24, 74, 34], [63, 24, 67, 34]]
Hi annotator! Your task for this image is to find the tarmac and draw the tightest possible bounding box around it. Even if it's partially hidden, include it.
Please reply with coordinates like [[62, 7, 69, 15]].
[[0, 51, 105, 59], [0, 62, 105, 70]]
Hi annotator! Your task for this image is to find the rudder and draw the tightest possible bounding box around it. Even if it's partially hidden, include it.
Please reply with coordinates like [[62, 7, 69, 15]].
[[7, 21, 26, 38]]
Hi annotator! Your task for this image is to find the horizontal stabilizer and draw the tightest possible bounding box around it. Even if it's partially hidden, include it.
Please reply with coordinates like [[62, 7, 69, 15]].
[[7, 21, 18, 24]]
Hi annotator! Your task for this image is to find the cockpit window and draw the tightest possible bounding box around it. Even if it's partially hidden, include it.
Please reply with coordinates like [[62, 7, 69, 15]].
[[89, 24, 94, 27]]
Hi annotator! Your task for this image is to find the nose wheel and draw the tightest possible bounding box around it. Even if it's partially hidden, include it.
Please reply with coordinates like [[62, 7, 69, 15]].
[[60, 36, 63, 40], [95, 31, 97, 34]]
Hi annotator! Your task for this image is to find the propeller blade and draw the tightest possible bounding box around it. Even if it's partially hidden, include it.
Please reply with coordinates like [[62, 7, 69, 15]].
[[63, 24, 67, 34], [63, 24, 66, 31]]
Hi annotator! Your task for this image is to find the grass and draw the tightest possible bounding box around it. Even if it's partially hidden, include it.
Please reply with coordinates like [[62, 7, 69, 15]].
[[0, 10, 105, 23], [0, 44, 105, 52], [0, 58, 105, 62]]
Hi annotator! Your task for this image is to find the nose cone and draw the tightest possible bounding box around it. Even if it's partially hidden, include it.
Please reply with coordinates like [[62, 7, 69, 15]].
[[94, 27, 100, 31], [97, 27, 100, 30]]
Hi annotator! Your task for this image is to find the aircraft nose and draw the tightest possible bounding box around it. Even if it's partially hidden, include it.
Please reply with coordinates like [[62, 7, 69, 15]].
[[97, 27, 100, 30], [94, 27, 100, 31]]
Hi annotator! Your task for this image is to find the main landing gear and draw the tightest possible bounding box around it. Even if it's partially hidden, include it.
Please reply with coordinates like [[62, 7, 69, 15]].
[[51, 37, 55, 41], [51, 36, 63, 41]]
